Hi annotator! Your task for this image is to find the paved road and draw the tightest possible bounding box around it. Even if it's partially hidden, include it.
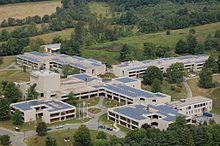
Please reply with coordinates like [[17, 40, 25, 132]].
[[183, 80, 192, 98], [0, 128, 26, 146], [0, 97, 126, 146]]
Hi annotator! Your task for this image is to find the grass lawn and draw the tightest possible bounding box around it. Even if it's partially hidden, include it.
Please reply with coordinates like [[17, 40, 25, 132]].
[[0, 56, 15, 69], [0, 0, 61, 21], [31, 28, 74, 44], [187, 74, 220, 114], [99, 114, 114, 128], [0, 70, 30, 82], [77, 97, 100, 107], [25, 129, 109, 146], [88, 108, 101, 114], [117, 124, 131, 134], [103, 98, 125, 108], [142, 80, 187, 101]]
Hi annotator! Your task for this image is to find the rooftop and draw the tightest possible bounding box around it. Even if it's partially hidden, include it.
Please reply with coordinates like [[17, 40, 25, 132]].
[[169, 96, 212, 107], [115, 77, 139, 83], [110, 104, 184, 122], [42, 43, 61, 50], [11, 100, 75, 113]]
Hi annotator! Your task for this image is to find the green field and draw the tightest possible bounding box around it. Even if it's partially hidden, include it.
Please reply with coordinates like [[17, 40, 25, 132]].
[[142, 80, 187, 101], [0, 70, 30, 82], [26, 129, 110, 146], [0, 56, 15, 69], [187, 75, 220, 114]]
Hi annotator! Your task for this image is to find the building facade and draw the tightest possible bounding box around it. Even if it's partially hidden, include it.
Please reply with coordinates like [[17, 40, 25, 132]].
[[112, 55, 209, 78], [10, 100, 76, 124]]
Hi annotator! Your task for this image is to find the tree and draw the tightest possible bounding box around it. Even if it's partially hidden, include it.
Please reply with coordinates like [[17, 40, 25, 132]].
[[151, 79, 162, 93], [204, 35, 218, 51], [66, 92, 77, 106], [187, 35, 198, 54], [189, 28, 196, 34], [0, 56, 3, 65], [62, 64, 80, 78], [204, 56, 218, 73], [0, 135, 11, 146], [45, 137, 57, 146], [94, 139, 109, 146], [214, 29, 220, 38], [96, 131, 107, 140], [12, 110, 23, 125], [119, 44, 133, 62], [217, 56, 220, 73], [167, 63, 185, 83], [52, 36, 62, 43], [36, 122, 47, 136], [143, 43, 156, 58], [199, 67, 214, 89], [0, 99, 10, 121], [74, 21, 86, 46], [143, 66, 163, 85], [73, 125, 92, 146], [175, 39, 188, 54], [27, 83, 39, 100], [4, 82, 22, 103]]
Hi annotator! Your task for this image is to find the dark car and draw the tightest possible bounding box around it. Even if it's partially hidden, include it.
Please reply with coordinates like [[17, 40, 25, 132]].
[[106, 127, 113, 131], [203, 112, 213, 117], [98, 125, 106, 129]]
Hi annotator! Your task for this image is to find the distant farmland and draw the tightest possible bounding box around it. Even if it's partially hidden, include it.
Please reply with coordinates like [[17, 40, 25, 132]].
[[0, 0, 61, 21]]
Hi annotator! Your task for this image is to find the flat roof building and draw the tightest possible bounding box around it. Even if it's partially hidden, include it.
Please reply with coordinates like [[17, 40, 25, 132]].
[[16, 51, 106, 76], [42, 43, 61, 53], [10, 100, 76, 123], [169, 96, 212, 117], [112, 54, 209, 78], [108, 104, 190, 130]]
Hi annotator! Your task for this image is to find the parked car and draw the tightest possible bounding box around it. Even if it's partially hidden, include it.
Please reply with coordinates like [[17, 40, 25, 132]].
[[47, 128, 52, 131], [56, 125, 64, 129], [98, 125, 106, 129], [106, 127, 113, 131], [15, 127, 20, 132], [203, 112, 213, 117]]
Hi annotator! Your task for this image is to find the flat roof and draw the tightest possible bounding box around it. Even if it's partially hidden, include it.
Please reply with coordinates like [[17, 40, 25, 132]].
[[114, 54, 209, 71], [11, 100, 75, 113], [110, 104, 184, 122], [169, 96, 212, 107], [72, 74, 100, 82], [115, 77, 139, 83], [42, 43, 61, 50]]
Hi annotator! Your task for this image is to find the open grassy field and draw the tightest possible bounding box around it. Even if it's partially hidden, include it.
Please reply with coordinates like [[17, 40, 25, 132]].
[[0, 56, 15, 69], [0, 0, 61, 21], [31, 28, 73, 43], [25, 129, 110, 146], [187, 74, 220, 114], [142, 80, 187, 101], [0, 70, 30, 82]]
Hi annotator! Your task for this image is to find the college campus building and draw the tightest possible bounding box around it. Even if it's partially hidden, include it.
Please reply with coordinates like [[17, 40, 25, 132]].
[[42, 43, 61, 53], [112, 54, 209, 78], [169, 96, 212, 117], [16, 51, 106, 76], [10, 100, 76, 123], [107, 104, 191, 130]]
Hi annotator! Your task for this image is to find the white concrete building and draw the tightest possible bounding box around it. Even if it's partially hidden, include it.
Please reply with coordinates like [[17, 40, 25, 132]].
[[10, 100, 76, 123], [20, 70, 171, 105], [169, 96, 212, 117], [16, 51, 106, 76], [112, 55, 209, 78], [108, 104, 191, 130], [42, 43, 61, 53]]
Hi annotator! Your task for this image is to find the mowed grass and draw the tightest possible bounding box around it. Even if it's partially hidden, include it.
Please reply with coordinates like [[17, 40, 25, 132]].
[[0, 0, 61, 21], [32, 28, 74, 43], [187, 74, 220, 114], [142, 80, 187, 101], [89, 2, 111, 18], [25, 129, 110, 146], [0, 70, 30, 82], [0, 56, 15, 69]]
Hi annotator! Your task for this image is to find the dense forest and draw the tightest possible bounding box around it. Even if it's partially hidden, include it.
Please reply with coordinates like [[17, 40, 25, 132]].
[[0, 0, 49, 5]]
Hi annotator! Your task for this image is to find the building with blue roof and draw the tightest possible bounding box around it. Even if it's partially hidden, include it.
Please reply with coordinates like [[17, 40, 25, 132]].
[[108, 104, 191, 130], [10, 99, 76, 123], [112, 54, 209, 78], [16, 51, 106, 76]]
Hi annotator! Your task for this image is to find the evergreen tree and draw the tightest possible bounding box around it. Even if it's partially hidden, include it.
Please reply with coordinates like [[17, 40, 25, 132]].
[[4, 82, 22, 103], [0, 99, 10, 121], [36, 122, 47, 136], [45, 137, 57, 146], [27, 83, 39, 100], [167, 63, 185, 83], [175, 39, 187, 54], [204, 56, 218, 73], [119, 44, 133, 62]]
